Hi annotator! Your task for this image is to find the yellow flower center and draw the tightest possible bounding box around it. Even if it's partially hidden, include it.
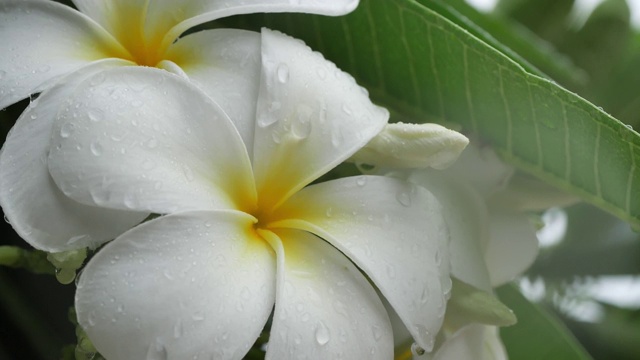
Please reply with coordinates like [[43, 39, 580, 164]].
[[111, 10, 169, 67]]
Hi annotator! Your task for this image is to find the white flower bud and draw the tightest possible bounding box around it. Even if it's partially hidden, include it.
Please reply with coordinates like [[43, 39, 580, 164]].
[[349, 122, 469, 169]]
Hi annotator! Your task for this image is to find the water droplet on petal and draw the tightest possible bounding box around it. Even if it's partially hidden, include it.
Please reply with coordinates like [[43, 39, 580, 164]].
[[396, 190, 412, 207], [315, 321, 330, 346], [356, 176, 367, 187], [330, 130, 343, 148], [192, 312, 205, 321], [371, 324, 383, 340], [182, 164, 194, 182], [292, 105, 313, 139], [420, 285, 431, 304], [87, 108, 103, 122], [325, 207, 333, 218], [276, 63, 289, 83], [59, 122, 74, 138], [173, 319, 183, 339], [341, 103, 353, 115], [90, 141, 103, 156], [87, 311, 97, 327], [30, 113, 38, 120], [386, 263, 396, 279], [0, 70, 6, 80]]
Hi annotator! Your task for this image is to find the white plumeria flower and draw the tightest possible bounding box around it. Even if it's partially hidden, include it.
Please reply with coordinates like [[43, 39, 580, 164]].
[[0, 0, 357, 251], [45, 29, 451, 359]]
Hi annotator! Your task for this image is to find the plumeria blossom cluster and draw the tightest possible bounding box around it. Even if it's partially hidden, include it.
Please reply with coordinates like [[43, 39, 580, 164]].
[[0, 1, 550, 360]]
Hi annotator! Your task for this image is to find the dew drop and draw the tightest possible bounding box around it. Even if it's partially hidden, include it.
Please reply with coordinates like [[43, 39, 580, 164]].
[[87, 108, 104, 122], [420, 286, 431, 304], [292, 105, 313, 139], [356, 176, 367, 187], [87, 311, 97, 327], [330, 130, 343, 148], [192, 312, 205, 321], [146, 138, 158, 149], [30, 113, 38, 120], [173, 319, 183, 339], [396, 190, 412, 207], [314, 321, 330, 346], [386, 263, 396, 279], [59, 122, 74, 138], [371, 324, 383, 340], [434, 250, 442, 266], [90, 141, 103, 156], [123, 191, 138, 209], [276, 63, 289, 83], [341, 103, 353, 115], [0, 70, 6, 80], [325, 207, 333, 218], [182, 164, 194, 182], [257, 112, 279, 127]]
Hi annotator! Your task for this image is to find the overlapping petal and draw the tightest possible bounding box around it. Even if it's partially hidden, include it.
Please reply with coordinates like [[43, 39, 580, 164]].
[[48, 67, 256, 215], [75, 211, 275, 360], [261, 228, 393, 360], [484, 209, 539, 287], [0, 0, 129, 108], [407, 171, 493, 292], [253, 29, 388, 210], [0, 60, 146, 252], [165, 29, 261, 153], [432, 325, 507, 360], [269, 176, 449, 351]]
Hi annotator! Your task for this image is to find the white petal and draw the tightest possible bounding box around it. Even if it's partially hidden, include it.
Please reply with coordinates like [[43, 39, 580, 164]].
[[261, 228, 392, 360], [0, 60, 146, 252], [74, 0, 357, 64], [76, 211, 275, 360], [165, 29, 261, 155], [484, 209, 539, 286], [0, 1, 129, 109], [444, 143, 514, 198], [432, 325, 507, 360], [269, 176, 449, 351], [407, 171, 493, 292], [253, 29, 388, 210], [48, 67, 256, 214]]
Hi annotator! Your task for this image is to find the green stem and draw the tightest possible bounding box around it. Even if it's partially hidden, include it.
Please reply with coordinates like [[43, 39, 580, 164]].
[[0, 246, 55, 275]]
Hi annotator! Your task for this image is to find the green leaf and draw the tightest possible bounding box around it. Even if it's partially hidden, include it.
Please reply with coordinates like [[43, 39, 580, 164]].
[[226, 0, 640, 227], [496, 284, 592, 360], [430, 0, 587, 88]]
